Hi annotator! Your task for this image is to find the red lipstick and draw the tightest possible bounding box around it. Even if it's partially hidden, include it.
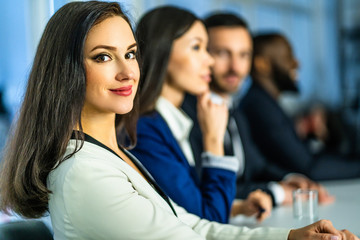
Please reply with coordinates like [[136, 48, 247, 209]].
[[110, 86, 133, 96]]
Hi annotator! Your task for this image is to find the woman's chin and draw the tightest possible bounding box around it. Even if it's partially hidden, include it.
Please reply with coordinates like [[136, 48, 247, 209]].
[[115, 105, 134, 115], [190, 86, 209, 96]]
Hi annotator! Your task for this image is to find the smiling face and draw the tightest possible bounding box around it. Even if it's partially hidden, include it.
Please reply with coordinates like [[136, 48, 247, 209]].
[[82, 16, 139, 117], [164, 20, 214, 98], [208, 26, 252, 95]]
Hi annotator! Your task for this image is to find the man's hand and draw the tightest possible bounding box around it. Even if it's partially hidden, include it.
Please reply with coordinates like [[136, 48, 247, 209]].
[[281, 174, 335, 205], [231, 189, 272, 222]]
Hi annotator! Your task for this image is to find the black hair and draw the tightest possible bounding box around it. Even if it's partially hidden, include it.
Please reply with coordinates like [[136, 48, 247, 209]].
[[204, 12, 248, 30], [136, 6, 199, 114], [252, 32, 286, 57]]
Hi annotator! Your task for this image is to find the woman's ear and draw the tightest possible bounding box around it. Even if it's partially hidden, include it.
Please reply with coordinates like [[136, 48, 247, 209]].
[[253, 56, 271, 77]]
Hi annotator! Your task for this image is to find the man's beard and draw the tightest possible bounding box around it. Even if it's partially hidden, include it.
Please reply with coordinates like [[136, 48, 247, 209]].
[[272, 63, 299, 93], [210, 70, 242, 94]]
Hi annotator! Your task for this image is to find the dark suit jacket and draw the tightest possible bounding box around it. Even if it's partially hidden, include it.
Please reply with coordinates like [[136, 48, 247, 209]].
[[182, 94, 289, 205], [240, 81, 360, 180]]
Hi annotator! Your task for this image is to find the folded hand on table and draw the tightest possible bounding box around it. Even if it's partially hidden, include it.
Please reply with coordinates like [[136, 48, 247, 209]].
[[230, 189, 272, 222], [280, 174, 335, 205]]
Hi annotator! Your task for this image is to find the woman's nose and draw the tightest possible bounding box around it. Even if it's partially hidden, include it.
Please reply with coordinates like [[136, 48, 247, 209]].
[[115, 62, 136, 81]]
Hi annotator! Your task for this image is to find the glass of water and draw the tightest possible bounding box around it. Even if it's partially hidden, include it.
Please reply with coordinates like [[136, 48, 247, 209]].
[[293, 189, 318, 225]]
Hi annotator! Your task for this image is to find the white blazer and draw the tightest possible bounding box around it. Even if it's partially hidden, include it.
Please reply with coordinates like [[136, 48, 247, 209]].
[[48, 139, 290, 240]]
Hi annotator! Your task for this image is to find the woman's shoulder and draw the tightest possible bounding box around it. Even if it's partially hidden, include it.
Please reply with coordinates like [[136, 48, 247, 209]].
[[137, 111, 168, 131], [47, 141, 170, 239], [138, 111, 163, 123], [48, 140, 129, 187], [47, 140, 149, 212], [66, 140, 123, 166]]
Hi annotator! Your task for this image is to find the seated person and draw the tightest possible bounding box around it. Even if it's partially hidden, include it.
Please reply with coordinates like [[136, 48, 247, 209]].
[[130, 6, 271, 223], [241, 32, 360, 180]]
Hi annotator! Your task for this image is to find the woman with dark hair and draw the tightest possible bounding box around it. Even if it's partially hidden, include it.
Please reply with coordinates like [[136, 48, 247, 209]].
[[0, 1, 357, 240], [131, 6, 272, 224]]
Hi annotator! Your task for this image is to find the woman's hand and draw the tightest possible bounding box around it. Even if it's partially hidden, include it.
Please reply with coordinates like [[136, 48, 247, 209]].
[[288, 219, 359, 240], [197, 91, 228, 156], [231, 189, 272, 222]]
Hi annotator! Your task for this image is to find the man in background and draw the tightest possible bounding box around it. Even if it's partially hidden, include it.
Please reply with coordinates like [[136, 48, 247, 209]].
[[241, 32, 360, 180]]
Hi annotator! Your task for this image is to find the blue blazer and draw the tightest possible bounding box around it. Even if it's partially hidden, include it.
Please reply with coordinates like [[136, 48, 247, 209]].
[[240, 81, 360, 180], [130, 111, 236, 223]]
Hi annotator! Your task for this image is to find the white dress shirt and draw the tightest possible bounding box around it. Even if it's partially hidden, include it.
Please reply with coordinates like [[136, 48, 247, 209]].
[[156, 96, 195, 166]]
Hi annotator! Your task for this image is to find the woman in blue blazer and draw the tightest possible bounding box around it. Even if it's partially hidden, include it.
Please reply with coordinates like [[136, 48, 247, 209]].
[[130, 6, 272, 223]]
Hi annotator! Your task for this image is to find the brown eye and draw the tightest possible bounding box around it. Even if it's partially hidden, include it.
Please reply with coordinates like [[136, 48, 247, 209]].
[[192, 44, 200, 51], [125, 51, 136, 60], [93, 54, 111, 62]]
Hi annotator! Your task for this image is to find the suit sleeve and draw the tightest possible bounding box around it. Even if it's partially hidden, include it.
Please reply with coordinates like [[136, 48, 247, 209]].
[[173, 201, 290, 240], [130, 117, 236, 223]]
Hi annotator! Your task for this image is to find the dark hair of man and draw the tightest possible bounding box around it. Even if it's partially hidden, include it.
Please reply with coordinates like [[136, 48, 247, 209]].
[[252, 33, 285, 57], [203, 12, 248, 30], [0, 1, 139, 218], [136, 6, 199, 114], [250, 32, 285, 75]]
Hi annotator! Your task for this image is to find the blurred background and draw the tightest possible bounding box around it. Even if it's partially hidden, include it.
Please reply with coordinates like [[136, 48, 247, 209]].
[[0, 0, 359, 156]]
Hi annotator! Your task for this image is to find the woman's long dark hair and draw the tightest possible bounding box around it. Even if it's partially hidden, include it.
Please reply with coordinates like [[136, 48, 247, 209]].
[[0, 1, 139, 218], [136, 6, 199, 114]]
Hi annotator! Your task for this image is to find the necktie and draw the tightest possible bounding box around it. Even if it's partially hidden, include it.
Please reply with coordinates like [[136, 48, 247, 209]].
[[225, 114, 245, 176]]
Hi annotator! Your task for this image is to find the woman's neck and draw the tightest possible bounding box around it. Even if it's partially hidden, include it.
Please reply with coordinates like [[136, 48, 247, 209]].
[[80, 112, 118, 152], [160, 82, 184, 108]]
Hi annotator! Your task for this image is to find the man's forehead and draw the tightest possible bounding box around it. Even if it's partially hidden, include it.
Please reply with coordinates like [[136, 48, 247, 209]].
[[208, 27, 252, 51], [208, 26, 249, 36]]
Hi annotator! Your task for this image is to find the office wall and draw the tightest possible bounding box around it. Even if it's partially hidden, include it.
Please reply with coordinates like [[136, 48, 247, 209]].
[[0, 0, 344, 115]]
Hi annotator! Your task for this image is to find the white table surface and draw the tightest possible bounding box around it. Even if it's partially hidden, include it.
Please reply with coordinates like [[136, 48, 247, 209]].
[[230, 178, 360, 236]]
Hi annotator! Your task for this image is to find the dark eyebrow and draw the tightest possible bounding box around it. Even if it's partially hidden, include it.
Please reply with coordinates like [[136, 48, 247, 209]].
[[213, 48, 230, 53], [128, 43, 137, 50], [91, 45, 117, 52], [90, 42, 137, 52], [190, 37, 203, 43]]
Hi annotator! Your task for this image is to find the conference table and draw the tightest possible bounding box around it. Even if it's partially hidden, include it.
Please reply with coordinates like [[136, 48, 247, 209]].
[[230, 178, 360, 236]]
